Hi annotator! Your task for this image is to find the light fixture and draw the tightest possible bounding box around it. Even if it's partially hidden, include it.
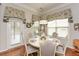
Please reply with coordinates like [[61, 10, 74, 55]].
[[39, 8, 48, 24], [40, 20, 48, 24]]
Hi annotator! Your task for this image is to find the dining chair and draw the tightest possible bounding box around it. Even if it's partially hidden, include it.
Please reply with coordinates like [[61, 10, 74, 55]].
[[55, 40, 68, 56], [55, 37, 68, 56], [55, 44, 66, 56], [39, 40, 56, 56], [23, 39, 39, 56], [25, 44, 39, 56]]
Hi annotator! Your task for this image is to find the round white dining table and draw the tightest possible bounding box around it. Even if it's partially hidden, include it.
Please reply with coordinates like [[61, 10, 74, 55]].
[[29, 37, 61, 48]]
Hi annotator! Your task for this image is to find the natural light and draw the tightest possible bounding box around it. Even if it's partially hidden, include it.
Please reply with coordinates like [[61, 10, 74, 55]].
[[47, 19, 69, 37]]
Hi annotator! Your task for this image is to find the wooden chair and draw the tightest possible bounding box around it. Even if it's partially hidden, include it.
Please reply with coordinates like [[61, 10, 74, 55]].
[[73, 39, 79, 50], [65, 39, 79, 56]]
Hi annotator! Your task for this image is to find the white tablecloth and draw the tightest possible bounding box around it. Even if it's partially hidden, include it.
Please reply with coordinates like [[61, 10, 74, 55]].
[[29, 37, 61, 48]]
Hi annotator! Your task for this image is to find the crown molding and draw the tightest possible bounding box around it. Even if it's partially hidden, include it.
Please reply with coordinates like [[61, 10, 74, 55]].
[[13, 3, 39, 14], [42, 3, 71, 15], [13, 4, 71, 15], [2, 3, 72, 16]]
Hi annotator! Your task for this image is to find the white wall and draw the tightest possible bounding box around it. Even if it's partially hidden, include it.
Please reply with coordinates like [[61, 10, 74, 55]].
[[67, 4, 79, 48], [0, 4, 8, 51], [63, 4, 79, 48], [0, 3, 39, 51], [0, 4, 1, 49]]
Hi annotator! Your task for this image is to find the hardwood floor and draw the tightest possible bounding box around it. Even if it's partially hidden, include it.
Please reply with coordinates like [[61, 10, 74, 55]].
[[0, 45, 79, 56], [0, 45, 25, 56]]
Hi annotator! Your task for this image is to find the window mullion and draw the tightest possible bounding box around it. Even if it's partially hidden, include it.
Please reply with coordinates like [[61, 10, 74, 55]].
[[55, 20, 57, 32], [14, 22, 15, 40]]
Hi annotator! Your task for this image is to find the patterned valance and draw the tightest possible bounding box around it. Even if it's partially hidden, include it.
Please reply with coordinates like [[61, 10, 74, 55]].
[[3, 6, 26, 22], [32, 15, 40, 21], [46, 9, 72, 20], [32, 15, 46, 21], [31, 9, 72, 21]]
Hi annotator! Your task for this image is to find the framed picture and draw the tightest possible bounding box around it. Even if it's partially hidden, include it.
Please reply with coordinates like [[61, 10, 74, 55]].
[[74, 23, 79, 31], [68, 17, 73, 23]]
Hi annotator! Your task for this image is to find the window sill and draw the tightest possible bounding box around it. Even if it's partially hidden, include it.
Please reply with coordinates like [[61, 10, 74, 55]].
[[10, 42, 21, 46], [10, 42, 23, 50]]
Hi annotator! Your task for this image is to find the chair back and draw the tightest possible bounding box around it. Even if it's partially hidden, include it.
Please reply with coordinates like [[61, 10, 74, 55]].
[[40, 40, 56, 56]]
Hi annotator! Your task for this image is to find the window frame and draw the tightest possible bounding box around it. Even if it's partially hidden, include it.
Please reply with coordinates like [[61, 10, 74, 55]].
[[8, 20, 22, 45], [32, 21, 40, 37], [48, 19, 69, 37]]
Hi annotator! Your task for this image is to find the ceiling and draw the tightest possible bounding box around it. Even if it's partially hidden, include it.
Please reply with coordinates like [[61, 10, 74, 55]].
[[21, 3, 65, 12]]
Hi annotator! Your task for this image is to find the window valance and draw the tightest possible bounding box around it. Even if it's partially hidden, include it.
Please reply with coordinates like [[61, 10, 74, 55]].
[[32, 15, 40, 21], [46, 9, 72, 20], [31, 9, 72, 21], [3, 6, 26, 22]]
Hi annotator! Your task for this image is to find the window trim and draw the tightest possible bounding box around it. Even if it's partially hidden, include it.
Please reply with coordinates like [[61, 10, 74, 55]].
[[8, 21, 22, 45], [48, 19, 69, 37]]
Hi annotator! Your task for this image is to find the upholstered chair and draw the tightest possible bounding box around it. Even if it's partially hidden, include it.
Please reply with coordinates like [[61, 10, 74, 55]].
[[40, 40, 56, 56]]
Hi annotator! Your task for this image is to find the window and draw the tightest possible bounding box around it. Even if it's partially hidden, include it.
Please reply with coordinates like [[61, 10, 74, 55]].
[[8, 20, 22, 45], [32, 21, 39, 38], [48, 19, 69, 37]]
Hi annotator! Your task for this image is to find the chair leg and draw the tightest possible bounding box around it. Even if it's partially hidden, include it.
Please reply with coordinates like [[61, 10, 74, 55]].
[[37, 51, 40, 56]]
